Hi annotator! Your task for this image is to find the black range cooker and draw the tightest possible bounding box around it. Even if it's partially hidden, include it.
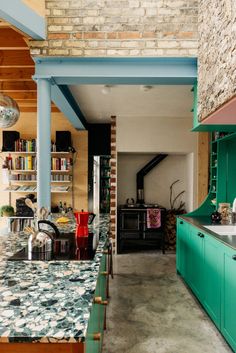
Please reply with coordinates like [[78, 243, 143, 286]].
[[117, 203, 166, 254]]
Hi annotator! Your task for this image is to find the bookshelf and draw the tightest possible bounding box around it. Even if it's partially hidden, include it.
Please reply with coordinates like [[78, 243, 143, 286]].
[[1, 141, 74, 207], [100, 156, 111, 213]]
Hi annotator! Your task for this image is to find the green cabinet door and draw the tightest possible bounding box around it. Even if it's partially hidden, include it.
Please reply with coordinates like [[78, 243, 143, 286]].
[[221, 245, 236, 352], [99, 253, 107, 351], [176, 218, 189, 278], [203, 234, 222, 329], [186, 225, 204, 300], [86, 273, 101, 353]]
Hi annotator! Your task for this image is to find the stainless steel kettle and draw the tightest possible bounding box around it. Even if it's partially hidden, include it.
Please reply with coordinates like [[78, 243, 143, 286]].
[[28, 220, 60, 260]]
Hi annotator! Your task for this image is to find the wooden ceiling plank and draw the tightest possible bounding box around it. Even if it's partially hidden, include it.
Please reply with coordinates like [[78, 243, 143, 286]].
[[0, 67, 34, 79], [20, 107, 60, 113], [0, 79, 33, 82], [0, 65, 35, 68], [0, 91, 37, 99], [0, 28, 29, 47], [0, 50, 34, 66], [0, 47, 29, 50], [0, 81, 36, 90]]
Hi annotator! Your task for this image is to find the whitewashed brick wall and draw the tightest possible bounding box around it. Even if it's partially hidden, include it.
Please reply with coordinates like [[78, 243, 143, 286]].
[[30, 0, 198, 57], [198, 0, 236, 122]]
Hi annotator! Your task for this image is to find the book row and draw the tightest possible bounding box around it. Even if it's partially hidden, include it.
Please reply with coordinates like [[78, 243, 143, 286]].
[[11, 157, 72, 171], [9, 174, 71, 181], [15, 139, 36, 152], [4, 185, 70, 192]]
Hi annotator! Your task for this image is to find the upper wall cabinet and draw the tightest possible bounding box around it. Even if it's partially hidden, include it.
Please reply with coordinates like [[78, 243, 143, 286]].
[[191, 84, 236, 133]]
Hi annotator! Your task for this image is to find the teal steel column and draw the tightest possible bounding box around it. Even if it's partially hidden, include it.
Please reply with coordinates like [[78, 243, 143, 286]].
[[37, 78, 51, 210]]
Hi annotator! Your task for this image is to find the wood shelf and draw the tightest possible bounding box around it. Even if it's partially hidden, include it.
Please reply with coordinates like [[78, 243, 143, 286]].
[[11, 170, 71, 173], [1, 151, 71, 154], [11, 170, 36, 172], [3, 189, 71, 194], [9, 180, 71, 183], [51, 170, 70, 173]]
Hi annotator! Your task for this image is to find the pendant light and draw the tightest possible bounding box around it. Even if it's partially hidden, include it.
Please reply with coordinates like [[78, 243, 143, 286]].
[[0, 93, 20, 128]]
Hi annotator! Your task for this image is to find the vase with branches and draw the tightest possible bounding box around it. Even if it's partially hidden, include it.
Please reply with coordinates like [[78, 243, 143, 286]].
[[165, 180, 186, 250]]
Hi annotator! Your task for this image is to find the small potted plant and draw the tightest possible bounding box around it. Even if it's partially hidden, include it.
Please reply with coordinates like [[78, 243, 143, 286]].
[[0, 205, 15, 217]]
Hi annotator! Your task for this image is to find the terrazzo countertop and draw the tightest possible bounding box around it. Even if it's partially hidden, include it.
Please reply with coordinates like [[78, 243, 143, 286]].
[[0, 214, 109, 343], [179, 215, 236, 250]]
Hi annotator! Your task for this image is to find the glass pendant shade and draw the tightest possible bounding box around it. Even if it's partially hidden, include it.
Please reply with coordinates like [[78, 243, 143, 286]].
[[0, 93, 20, 128]]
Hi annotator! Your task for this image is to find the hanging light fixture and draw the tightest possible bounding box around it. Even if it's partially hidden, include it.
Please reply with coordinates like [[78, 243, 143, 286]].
[[0, 93, 20, 128]]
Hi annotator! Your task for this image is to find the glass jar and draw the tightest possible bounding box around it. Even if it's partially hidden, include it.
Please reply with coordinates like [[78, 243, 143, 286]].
[[218, 203, 231, 224]]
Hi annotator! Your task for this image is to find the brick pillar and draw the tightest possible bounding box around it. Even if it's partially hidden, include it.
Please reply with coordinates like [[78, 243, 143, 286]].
[[110, 116, 117, 249]]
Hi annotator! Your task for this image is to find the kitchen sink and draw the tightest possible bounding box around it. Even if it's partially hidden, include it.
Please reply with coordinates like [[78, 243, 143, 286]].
[[203, 225, 236, 235]]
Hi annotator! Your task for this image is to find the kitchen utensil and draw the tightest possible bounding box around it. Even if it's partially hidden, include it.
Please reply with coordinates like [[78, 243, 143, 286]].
[[27, 220, 60, 260], [74, 211, 96, 237]]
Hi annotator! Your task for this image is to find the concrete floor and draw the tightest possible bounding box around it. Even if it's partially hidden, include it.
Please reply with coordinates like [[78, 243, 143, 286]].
[[103, 252, 232, 353]]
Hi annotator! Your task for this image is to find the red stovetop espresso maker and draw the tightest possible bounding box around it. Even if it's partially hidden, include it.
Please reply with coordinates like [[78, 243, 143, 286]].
[[74, 210, 96, 260], [74, 210, 96, 236]]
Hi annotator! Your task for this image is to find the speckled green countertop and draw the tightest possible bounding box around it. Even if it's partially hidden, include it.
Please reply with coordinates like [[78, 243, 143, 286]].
[[179, 215, 236, 250], [0, 214, 109, 343]]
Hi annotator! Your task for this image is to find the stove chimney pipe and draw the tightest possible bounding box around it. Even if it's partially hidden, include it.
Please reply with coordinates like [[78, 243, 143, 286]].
[[136, 154, 168, 204]]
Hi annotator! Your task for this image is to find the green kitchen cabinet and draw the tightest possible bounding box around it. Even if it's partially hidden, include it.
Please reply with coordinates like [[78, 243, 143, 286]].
[[86, 277, 101, 353], [99, 253, 108, 351], [221, 245, 236, 352], [86, 253, 108, 353], [203, 233, 222, 329], [185, 225, 204, 300], [177, 221, 222, 329], [176, 218, 189, 278]]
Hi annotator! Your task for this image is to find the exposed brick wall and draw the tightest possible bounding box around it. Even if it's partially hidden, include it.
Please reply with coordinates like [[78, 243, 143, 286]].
[[30, 0, 198, 57], [198, 0, 236, 122], [110, 116, 116, 246]]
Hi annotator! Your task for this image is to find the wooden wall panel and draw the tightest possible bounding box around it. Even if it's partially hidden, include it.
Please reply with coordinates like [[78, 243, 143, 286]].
[[22, 0, 45, 17], [197, 132, 210, 206], [0, 112, 88, 212]]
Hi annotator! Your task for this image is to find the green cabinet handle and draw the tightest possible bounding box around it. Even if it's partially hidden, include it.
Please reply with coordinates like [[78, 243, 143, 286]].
[[180, 221, 183, 224], [198, 232, 205, 238], [232, 255, 236, 260]]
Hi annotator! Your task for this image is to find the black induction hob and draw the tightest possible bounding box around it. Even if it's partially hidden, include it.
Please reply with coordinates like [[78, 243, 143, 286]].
[[8, 233, 96, 261]]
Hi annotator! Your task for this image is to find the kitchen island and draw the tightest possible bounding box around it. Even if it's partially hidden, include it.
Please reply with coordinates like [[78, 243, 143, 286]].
[[0, 214, 110, 353]]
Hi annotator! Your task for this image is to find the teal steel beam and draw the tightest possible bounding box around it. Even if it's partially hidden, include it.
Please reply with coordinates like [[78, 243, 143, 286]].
[[0, 0, 45, 39], [51, 85, 86, 130], [37, 78, 51, 210], [33, 57, 197, 131], [34, 57, 197, 85]]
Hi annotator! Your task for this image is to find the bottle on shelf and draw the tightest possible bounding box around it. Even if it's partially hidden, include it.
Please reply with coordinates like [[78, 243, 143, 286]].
[[59, 200, 63, 214]]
